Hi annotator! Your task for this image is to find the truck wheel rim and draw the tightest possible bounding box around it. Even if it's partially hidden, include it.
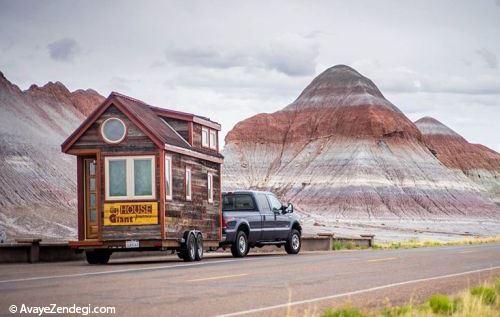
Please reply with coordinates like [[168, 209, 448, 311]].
[[189, 238, 195, 258], [197, 238, 203, 257], [292, 234, 300, 250], [239, 236, 246, 253]]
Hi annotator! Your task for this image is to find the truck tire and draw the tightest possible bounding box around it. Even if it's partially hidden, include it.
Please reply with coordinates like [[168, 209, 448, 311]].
[[195, 232, 203, 261], [86, 250, 111, 264], [182, 232, 197, 262], [285, 229, 301, 254], [231, 231, 249, 258]]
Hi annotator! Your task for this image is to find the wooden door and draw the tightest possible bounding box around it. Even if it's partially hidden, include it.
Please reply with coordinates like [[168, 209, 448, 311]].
[[84, 158, 99, 239]]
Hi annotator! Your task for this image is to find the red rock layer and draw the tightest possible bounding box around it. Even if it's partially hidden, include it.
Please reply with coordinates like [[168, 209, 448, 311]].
[[415, 117, 500, 172]]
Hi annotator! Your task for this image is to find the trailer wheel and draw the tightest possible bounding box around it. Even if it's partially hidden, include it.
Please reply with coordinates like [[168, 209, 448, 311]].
[[85, 250, 111, 264], [231, 231, 249, 258], [285, 229, 301, 255], [195, 232, 203, 261], [181, 232, 197, 262]]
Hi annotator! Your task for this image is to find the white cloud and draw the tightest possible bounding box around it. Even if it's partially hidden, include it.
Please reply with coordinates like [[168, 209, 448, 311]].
[[164, 35, 319, 77]]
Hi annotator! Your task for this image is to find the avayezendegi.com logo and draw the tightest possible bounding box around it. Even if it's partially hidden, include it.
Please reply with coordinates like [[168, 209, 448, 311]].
[[8, 304, 116, 315]]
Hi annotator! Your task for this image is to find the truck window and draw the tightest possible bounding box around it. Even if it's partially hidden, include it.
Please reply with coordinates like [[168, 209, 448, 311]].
[[266, 194, 282, 212], [255, 193, 271, 213], [222, 194, 256, 211]]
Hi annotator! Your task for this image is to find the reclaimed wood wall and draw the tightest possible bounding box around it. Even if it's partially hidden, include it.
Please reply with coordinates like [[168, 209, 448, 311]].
[[165, 152, 221, 241]]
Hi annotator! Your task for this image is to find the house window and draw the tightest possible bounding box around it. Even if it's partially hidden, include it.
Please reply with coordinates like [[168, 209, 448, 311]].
[[105, 155, 155, 200], [185, 166, 192, 201], [209, 130, 217, 150], [101, 118, 126, 144], [202, 127, 209, 147], [165, 155, 172, 200], [207, 173, 213, 203]]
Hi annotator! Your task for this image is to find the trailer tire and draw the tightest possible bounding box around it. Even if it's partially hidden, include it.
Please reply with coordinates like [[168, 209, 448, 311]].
[[231, 231, 249, 258], [195, 232, 203, 261], [86, 250, 111, 264], [285, 229, 301, 255], [182, 232, 197, 262]]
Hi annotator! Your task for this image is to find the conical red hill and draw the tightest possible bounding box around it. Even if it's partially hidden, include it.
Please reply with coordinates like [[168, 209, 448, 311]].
[[416, 116, 500, 203]]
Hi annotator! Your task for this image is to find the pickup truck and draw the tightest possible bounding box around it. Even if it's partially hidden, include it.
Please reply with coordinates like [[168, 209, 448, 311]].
[[220, 190, 302, 257]]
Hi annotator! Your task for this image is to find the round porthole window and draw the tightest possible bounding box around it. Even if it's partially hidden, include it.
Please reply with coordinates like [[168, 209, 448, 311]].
[[101, 118, 126, 144]]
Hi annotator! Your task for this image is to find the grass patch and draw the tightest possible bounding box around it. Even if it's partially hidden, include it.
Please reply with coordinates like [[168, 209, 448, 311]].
[[322, 307, 365, 317], [318, 277, 500, 317], [373, 236, 500, 250], [470, 286, 497, 305], [427, 294, 458, 314], [332, 240, 368, 250]]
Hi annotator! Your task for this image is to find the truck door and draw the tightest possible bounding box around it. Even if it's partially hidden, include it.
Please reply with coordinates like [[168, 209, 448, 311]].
[[255, 193, 275, 241], [266, 194, 290, 240]]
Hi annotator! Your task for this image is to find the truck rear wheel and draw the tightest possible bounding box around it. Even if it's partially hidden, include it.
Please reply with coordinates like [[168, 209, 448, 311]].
[[181, 233, 197, 262], [195, 232, 203, 261], [285, 229, 301, 254], [86, 250, 111, 264], [231, 231, 249, 258]]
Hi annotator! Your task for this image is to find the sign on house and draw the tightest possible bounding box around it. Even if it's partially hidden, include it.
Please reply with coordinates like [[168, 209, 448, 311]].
[[104, 202, 158, 226]]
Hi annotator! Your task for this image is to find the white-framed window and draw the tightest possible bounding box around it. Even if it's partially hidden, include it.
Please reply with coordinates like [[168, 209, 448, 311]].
[[165, 155, 172, 201], [209, 130, 217, 150], [105, 155, 155, 200], [185, 166, 192, 201], [201, 127, 209, 147], [207, 173, 214, 203], [101, 117, 127, 144]]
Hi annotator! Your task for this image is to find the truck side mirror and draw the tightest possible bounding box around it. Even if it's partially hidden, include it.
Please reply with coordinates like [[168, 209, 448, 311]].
[[285, 203, 293, 213]]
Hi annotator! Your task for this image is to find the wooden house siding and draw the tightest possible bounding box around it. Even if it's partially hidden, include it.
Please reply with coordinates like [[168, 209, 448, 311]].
[[165, 151, 221, 241], [71, 105, 157, 152], [161, 117, 190, 143]]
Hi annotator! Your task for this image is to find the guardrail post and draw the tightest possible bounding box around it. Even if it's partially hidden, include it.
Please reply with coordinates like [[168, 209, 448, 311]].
[[15, 238, 42, 263]]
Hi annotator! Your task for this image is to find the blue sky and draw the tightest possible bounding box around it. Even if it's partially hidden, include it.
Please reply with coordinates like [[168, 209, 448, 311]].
[[1, 0, 499, 150]]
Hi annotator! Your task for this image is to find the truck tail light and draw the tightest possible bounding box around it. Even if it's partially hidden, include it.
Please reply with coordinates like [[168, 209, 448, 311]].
[[222, 216, 227, 229]]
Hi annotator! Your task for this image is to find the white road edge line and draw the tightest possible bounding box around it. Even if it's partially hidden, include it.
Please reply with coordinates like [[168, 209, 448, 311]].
[[0, 258, 263, 284], [188, 273, 249, 282], [216, 266, 500, 317]]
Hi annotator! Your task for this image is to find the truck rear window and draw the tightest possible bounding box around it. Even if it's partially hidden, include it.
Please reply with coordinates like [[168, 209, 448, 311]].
[[222, 194, 255, 211]]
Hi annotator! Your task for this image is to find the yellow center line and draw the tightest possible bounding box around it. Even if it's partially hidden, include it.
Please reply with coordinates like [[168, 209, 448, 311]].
[[187, 273, 249, 282], [367, 257, 398, 263]]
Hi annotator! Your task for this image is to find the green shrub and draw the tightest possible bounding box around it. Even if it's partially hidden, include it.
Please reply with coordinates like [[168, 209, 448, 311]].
[[321, 307, 365, 317], [495, 278, 500, 294], [428, 294, 457, 314], [470, 286, 497, 305], [381, 305, 411, 316], [332, 240, 345, 250]]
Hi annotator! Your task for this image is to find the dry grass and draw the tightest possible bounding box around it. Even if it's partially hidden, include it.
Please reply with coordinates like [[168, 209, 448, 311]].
[[314, 278, 500, 317], [372, 236, 500, 250]]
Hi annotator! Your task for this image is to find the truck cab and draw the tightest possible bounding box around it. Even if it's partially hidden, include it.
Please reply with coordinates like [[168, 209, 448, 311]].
[[220, 190, 302, 257]]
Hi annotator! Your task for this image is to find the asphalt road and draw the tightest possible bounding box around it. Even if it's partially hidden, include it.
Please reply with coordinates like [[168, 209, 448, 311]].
[[1, 244, 499, 317]]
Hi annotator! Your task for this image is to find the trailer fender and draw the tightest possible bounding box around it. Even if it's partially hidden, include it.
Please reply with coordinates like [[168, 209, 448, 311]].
[[180, 230, 202, 249]]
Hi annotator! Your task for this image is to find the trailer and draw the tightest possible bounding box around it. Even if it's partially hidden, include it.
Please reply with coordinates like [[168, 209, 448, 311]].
[[61, 92, 223, 264]]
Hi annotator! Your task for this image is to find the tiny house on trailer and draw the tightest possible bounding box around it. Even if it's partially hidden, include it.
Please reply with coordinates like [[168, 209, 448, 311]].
[[61, 92, 223, 264]]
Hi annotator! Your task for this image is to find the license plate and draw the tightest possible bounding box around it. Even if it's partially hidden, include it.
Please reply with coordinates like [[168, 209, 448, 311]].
[[125, 240, 140, 248]]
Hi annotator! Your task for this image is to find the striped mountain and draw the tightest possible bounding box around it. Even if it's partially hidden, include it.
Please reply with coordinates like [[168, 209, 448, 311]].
[[0, 71, 104, 239], [415, 116, 500, 204], [222, 65, 499, 220]]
